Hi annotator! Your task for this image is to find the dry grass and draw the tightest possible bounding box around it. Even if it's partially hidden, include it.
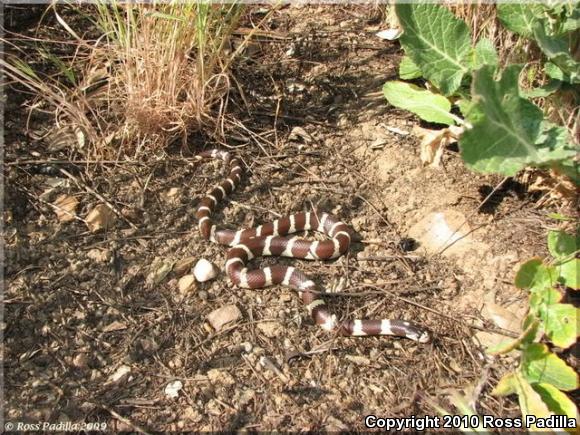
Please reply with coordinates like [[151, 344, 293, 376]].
[[2, 1, 266, 160]]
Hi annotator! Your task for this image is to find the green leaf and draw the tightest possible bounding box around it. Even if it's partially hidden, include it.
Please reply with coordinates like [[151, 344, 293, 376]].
[[534, 123, 577, 166], [487, 315, 540, 355], [493, 371, 555, 430], [557, 259, 580, 290], [456, 99, 475, 118], [471, 38, 498, 70], [399, 55, 422, 80], [492, 372, 518, 396], [511, 372, 553, 430], [532, 383, 579, 420], [497, 3, 544, 38], [521, 343, 579, 391], [545, 62, 567, 81], [383, 81, 455, 125], [521, 80, 563, 98], [395, 3, 471, 96], [515, 258, 558, 292], [548, 230, 578, 259], [542, 303, 579, 348], [459, 65, 577, 176], [547, 212, 575, 221], [533, 22, 580, 84], [562, 8, 580, 33]]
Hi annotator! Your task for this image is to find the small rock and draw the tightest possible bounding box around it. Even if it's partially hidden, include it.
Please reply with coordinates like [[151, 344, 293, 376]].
[[102, 320, 127, 333], [207, 304, 241, 331], [288, 126, 313, 144], [345, 355, 371, 366], [408, 210, 484, 257], [108, 365, 131, 384], [72, 353, 90, 369], [164, 380, 183, 399], [375, 28, 402, 40], [85, 204, 116, 232], [165, 187, 181, 202], [174, 256, 196, 276], [87, 248, 111, 263], [207, 369, 236, 386], [193, 259, 217, 282], [178, 275, 196, 294], [257, 321, 283, 338]]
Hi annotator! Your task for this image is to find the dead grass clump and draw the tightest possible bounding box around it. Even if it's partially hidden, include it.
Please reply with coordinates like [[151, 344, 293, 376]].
[[2, 1, 249, 159]]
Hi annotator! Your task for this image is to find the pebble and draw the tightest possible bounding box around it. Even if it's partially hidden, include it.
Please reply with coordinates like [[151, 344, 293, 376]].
[[257, 321, 283, 338], [207, 304, 242, 331], [174, 256, 196, 276], [207, 369, 236, 386], [164, 380, 183, 399], [178, 274, 196, 294], [72, 353, 90, 369], [193, 259, 218, 282]]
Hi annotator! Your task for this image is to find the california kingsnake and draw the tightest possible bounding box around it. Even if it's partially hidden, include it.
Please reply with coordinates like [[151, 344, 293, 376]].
[[195, 149, 430, 343]]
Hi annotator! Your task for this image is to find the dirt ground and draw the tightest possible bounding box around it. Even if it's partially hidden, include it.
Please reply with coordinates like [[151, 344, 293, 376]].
[[3, 4, 577, 432]]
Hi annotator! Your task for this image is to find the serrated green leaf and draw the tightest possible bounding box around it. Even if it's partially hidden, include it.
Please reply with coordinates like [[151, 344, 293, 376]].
[[521, 343, 579, 391], [515, 258, 558, 292], [383, 81, 455, 125], [399, 55, 422, 80], [488, 321, 540, 356], [532, 383, 579, 421], [395, 3, 470, 96], [497, 3, 544, 38], [459, 65, 577, 175], [471, 38, 498, 70], [548, 230, 578, 258], [542, 303, 579, 348], [557, 259, 580, 290]]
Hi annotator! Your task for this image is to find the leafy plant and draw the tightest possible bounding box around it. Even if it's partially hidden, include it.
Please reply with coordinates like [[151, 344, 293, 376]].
[[383, 3, 578, 183], [488, 228, 579, 429]]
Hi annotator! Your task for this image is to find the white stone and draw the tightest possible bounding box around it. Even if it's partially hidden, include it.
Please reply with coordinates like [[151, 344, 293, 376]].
[[164, 380, 183, 399], [193, 258, 217, 282], [376, 28, 402, 40]]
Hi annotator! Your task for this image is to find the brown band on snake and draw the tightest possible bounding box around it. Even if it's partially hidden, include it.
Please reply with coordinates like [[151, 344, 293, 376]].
[[195, 149, 430, 343]]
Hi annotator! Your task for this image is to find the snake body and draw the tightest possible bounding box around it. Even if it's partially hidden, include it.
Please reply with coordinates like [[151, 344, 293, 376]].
[[196, 149, 430, 343]]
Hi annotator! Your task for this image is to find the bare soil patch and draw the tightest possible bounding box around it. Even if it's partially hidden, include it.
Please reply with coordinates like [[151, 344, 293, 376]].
[[4, 5, 574, 431]]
